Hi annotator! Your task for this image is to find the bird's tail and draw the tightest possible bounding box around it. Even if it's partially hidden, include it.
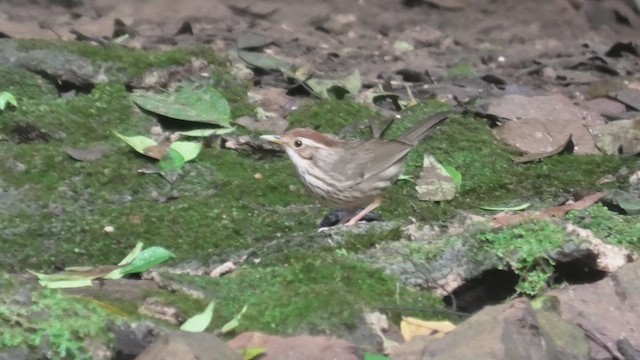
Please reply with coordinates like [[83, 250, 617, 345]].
[[397, 111, 450, 145]]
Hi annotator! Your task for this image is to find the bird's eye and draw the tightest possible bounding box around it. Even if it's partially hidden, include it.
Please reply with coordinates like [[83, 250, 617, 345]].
[[293, 140, 303, 148]]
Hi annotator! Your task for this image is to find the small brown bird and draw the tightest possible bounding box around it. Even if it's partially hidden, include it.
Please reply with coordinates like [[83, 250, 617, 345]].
[[260, 112, 449, 226]]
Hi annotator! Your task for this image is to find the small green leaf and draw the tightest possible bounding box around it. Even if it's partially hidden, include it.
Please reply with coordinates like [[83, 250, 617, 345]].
[[242, 348, 266, 360], [180, 301, 215, 332], [158, 148, 186, 172], [130, 84, 231, 126], [114, 132, 158, 156], [443, 165, 462, 191], [0, 91, 17, 110], [478, 203, 531, 211], [178, 128, 236, 137], [108, 246, 176, 279], [118, 242, 144, 266], [169, 141, 202, 162], [220, 305, 248, 334]]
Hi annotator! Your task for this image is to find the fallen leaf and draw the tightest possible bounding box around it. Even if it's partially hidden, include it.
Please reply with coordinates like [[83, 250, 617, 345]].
[[65, 145, 109, 162], [0, 91, 17, 110], [169, 141, 202, 162], [610, 88, 640, 111], [415, 155, 456, 201], [130, 84, 231, 127], [512, 134, 575, 163], [180, 301, 215, 332], [305, 69, 362, 100], [178, 128, 236, 137], [236, 32, 274, 50], [220, 305, 249, 334], [478, 203, 531, 211], [491, 192, 607, 228], [143, 142, 171, 160], [237, 50, 293, 72], [115, 132, 158, 157], [400, 316, 456, 342]]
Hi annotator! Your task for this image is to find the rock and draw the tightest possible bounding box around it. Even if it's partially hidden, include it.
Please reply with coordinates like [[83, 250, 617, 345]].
[[391, 298, 590, 360], [228, 331, 362, 360], [547, 261, 640, 359], [135, 331, 241, 360], [489, 94, 604, 155], [313, 13, 357, 35]]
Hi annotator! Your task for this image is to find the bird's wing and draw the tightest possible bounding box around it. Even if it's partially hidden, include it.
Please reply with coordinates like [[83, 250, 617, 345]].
[[320, 140, 413, 187]]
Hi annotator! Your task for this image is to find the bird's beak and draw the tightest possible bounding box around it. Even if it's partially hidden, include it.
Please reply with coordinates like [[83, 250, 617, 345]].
[[260, 134, 284, 145]]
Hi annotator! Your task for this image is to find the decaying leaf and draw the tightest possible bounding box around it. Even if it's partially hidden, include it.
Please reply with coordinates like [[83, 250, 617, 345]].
[[130, 84, 232, 127], [415, 154, 456, 201], [305, 69, 362, 100], [491, 192, 607, 228], [237, 50, 294, 72], [234, 115, 289, 134], [65, 145, 109, 162], [236, 32, 274, 50], [512, 135, 575, 163], [400, 316, 456, 342]]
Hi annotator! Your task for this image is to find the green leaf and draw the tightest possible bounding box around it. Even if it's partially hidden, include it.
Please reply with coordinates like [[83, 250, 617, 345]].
[[169, 141, 202, 162], [443, 165, 462, 191], [237, 50, 293, 72], [305, 70, 362, 100], [242, 348, 266, 360], [118, 242, 144, 266], [158, 148, 185, 172], [108, 246, 176, 279], [114, 132, 158, 157], [38, 279, 94, 289], [364, 353, 391, 360], [130, 84, 231, 126], [0, 91, 17, 110], [220, 305, 248, 334], [178, 127, 236, 137], [180, 301, 215, 332], [478, 203, 531, 211]]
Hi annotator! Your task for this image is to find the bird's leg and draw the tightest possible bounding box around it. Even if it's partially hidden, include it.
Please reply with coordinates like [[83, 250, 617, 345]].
[[345, 197, 382, 226]]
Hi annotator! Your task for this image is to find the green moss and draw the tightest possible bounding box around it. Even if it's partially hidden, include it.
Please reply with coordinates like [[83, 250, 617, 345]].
[[566, 204, 640, 250], [0, 280, 116, 359], [286, 99, 377, 133], [162, 255, 443, 335], [477, 220, 566, 295]]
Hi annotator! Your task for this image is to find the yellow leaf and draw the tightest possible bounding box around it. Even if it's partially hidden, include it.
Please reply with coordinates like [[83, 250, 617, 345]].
[[400, 317, 456, 342]]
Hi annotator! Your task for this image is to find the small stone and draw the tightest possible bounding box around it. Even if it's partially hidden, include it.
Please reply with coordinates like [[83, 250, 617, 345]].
[[254, 173, 263, 180], [103, 225, 114, 233]]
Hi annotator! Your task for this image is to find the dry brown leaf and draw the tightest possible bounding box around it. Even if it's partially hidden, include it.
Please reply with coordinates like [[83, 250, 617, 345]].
[[143, 142, 171, 160], [491, 192, 607, 228], [400, 316, 456, 342]]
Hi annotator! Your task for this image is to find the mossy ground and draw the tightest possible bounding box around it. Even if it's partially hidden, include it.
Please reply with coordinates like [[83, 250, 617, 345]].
[[0, 275, 116, 359], [1, 40, 639, 345]]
